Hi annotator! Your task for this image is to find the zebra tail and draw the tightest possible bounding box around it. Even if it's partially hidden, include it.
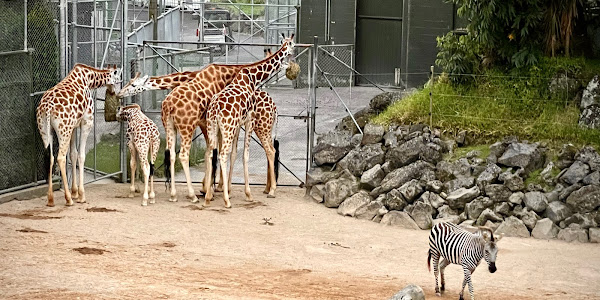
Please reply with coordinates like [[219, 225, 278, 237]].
[[427, 249, 432, 272]]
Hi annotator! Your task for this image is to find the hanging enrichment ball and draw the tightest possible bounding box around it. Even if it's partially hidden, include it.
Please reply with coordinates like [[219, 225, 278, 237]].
[[285, 62, 301, 80], [104, 84, 119, 122]]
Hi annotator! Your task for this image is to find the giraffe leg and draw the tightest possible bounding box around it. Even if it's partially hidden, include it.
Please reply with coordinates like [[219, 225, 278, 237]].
[[178, 129, 198, 203], [257, 130, 276, 197], [218, 147, 232, 208], [69, 129, 79, 199], [439, 258, 450, 293], [243, 119, 253, 202], [56, 132, 73, 206], [138, 145, 150, 207], [128, 141, 138, 198], [225, 127, 240, 194], [149, 137, 159, 203], [203, 144, 215, 206], [198, 123, 210, 194], [47, 152, 55, 207], [166, 119, 178, 202], [76, 117, 93, 203]]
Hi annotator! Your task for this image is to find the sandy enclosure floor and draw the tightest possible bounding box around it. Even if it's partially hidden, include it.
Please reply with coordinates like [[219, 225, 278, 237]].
[[1, 183, 600, 300]]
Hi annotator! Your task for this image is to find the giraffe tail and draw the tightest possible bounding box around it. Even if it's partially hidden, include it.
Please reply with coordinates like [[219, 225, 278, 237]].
[[273, 109, 279, 182], [164, 149, 171, 188]]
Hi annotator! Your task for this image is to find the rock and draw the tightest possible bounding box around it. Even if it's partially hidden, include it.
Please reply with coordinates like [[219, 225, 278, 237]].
[[531, 218, 560, 239], [309, 184, 326, 203], [371, 161, 434, 197], [580, 75, 600, 109], [489, 142, 506, 158], [560, 161, 591, 185], [559, 183, 582, 202], [426, 180, 443, 193], [583, 171, 600, 185], [338, 144, 386, 177], [590, 228, 600, 243], [500, 170, 525, 192], [436, 160, 471, 182], [380, 211, 420, 230], [324, 177, 359, 208], [484, 220, 500, 232], [476, 208, 504, 226], [521, 210, 540, 231], [407, 202, 435, 230], [485, 184, 512, 203], [556, 144, 578, 170], [419, 191, 446, 209], [545, 201, 573, 223], [446, 186, 481, 210], [476, 164, 502, 188], [386, 136, 443, 169], [313, 131, 354, 166], [509, 192, 524, 205], [527, 183, 544, 192], [356, 200, 384, 220], [360, 164, 385, 190], [398, 179, 424, 204], [579, 105, 600, 129], [566, 185, 600, 213], [370, 91, 403, 113], [575, 146, 600, 172], [540, 162, 558, 185], [442, 139, 457, 154], [338, 191, 372, 217], [557, 227, 589, 243], [433, 216, 461, 226], [497, 142, 545, 174], [388, 284, 425, 300], [495, 216, 530, 238], [455, 130, 467, 146], [350, 133, 363, 148], [494, 202, 511, 216], [306, 167, 340, 187], [523, 192, 548, 213], [381, 161, 393, 174], [465, 197, 494, 220], [444, 176, 476, 194], [361, 123, 385, 145], [384, 188, 408, 211], [545, 190, 560, 203], [563, 213, 598, 229], [437, 205, 459, 218]]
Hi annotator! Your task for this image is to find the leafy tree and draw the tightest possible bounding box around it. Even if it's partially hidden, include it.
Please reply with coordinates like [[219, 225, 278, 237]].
[[435, 32, 481, 83]]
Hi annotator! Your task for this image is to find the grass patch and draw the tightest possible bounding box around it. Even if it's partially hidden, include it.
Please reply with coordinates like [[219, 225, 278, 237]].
[[373, 57, 600, 148], [445, 144, 491, 162], [84, 134, 205, 178], [524, 169, 544, 187]]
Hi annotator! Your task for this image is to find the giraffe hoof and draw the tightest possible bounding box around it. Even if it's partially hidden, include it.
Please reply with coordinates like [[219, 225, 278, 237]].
[[203, 200, 211, 207], [267, 194, 275, 198], [128, 193, 135, 198], [149, 199, 156, 204], [224, 202, 232, 208], [46, 202, 55, 207], [135, 187, 141, 193], [65, 200, 74, 206], [76, 199, 86, 204], [263, 189, 269, 194]]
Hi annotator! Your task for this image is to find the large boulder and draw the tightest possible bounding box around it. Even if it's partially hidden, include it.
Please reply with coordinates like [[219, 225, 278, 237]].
[[475, 208, 503, 226], [556, 144, 578, 170], [361, 123, 385, 145], [531, 218, 560, 239], [580, 75, 600, 109], [385, 136, 443, 169], [499, 170, 525, 192], [465, 196, 494, 220], [426, 180, 443, 193], [497, 142, 545, 174], [436, 159, 472, 181], [384, 188, 408, 211], [337, 191, 372, 217], [446, 186, 481, 210], [388, 284, 425, 300], [580, 105, 600, 129], [523, 191, 548, 213], [575, 146, 600, 172], [398, 179, 424, 204], [557, 227, 589, 243], [360, 164, 385, 189], [560, 183, 583, 202], [419, 191, 446, 209], [313, 131, 354, 166], [370, 91, 403, 113], [444, 176, 476, 194], [563, 213, 598, 229], [495, 216, 530, 238], [521, 210, 540, 231], [324, 176, 359, 208], [309, 184, 326, 203], [337, 143, 385, 177], [590, 228, 600, 243], [355, 200, 384, 220], [371, 161, 435, 196], [566, 185, 600, 213], [306, 167, 340, 187], [545, 201, 573, 223], [583, 171, 600, 185], [494, 202, 511, 216], [485, 184, 512, 203], [407, 202, 435, 230], [380, 211, 420, 230], [559, 161, 590, 185], [476, 164, 502, 188], [509, 192, 524, 205]]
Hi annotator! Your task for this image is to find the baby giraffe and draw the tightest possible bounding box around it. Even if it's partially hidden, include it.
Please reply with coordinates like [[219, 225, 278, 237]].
[[116, 104, 160, 206]]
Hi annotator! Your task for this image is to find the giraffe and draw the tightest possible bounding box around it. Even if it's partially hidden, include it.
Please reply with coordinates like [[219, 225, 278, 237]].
[[204, 34, 295, 208], [36, 63, 122, 207], [116, 103, 161, 206]]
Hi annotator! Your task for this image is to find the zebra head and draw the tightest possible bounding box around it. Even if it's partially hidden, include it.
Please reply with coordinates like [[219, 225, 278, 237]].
[[480, 228, 503, 273]]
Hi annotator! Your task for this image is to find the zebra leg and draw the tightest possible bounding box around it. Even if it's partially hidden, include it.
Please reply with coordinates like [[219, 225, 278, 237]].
[[431, 251, 441, 296], [459, 266, 473, 300], [439, 258, 450, 292]]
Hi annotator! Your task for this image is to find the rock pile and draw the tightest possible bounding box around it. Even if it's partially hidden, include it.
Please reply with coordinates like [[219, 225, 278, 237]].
[[308, 115, 600, 243]]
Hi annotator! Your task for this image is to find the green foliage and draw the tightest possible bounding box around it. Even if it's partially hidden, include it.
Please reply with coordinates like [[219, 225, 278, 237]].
[[435, 32, 481, 83], [447, 0, 544, 68], [373, 57, 600, 148], [445, 144, 490, 162]]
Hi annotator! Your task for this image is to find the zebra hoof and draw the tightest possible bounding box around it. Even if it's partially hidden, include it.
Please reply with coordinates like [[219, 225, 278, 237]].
[[436, 292, 441, 297]]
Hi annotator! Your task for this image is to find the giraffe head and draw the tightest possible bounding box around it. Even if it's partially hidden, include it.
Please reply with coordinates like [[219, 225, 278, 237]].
[[117, 72, 150, 98], [279, 33, 296, 69], [106, 65, 123, 85], [478, 227, 503, 274], [116, 103, 142, 122]]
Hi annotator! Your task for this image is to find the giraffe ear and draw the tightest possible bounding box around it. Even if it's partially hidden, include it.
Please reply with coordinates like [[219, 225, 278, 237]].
[[134, 72, 141, 79], [290, 33, 295, 40], [281, 32, 285, 39]]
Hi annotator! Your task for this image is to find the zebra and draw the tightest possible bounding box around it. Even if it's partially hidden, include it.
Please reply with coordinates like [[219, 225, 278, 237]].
[[427, 222, 503, 300]]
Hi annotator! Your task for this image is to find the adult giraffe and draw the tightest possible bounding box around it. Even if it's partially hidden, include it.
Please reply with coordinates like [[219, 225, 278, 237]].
[[36, 64, 122, 206], [204, 34, 294, 208]]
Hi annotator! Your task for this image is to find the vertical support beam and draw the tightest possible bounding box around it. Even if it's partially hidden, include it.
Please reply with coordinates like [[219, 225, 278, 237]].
[[429, 65, 433, 128], [306, 36, 318, 174], [29, 50, 36, 184], [150, 0, 158, 109], [120, 0, 128, 183], [72, 0, 78, 67], [59, 0, 67, 77], [23, 0, 28, 51], [93, 0, 97, 179]]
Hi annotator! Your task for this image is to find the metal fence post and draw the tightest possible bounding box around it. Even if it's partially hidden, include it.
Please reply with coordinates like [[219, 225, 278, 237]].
[[306, 36, 318, 176], [72, 0, 78, 68], [60, 0, 67, 77], [120, 0, 128, 183], [429, 65, 433, 128]]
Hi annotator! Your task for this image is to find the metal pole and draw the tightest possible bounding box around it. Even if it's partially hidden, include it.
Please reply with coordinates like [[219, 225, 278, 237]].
[[72, 0, 78, 67], [93, 0, 97, 179], [100, 0, 121, 67], [120, 0, 128, 183], [23, 0, 27, 51], [307, 36, 318, 171], [429, 65, 433, 128], [60, 0, 67, 77], [318, 65, 362, 135]]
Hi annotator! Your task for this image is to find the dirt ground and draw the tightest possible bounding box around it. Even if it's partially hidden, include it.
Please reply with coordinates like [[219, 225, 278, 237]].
[[1, 183, 599, 300]]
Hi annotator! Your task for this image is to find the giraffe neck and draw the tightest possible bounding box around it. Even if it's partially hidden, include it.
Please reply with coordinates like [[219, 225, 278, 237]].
[[147, 72, 195, 90], [72, 64, 113, 89], [244, 42, 290, 86]]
